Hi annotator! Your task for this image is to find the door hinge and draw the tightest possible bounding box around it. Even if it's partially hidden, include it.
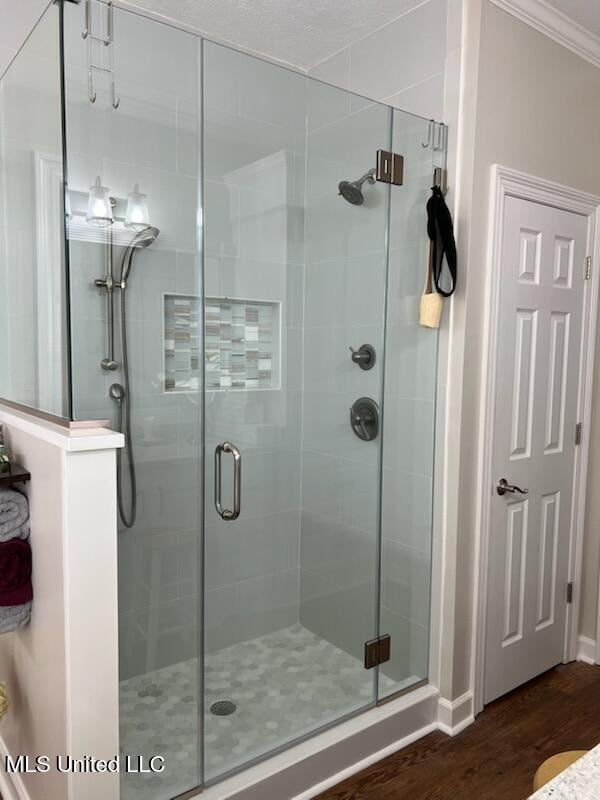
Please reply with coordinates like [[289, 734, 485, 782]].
[[376, 150, 404, 186], [364, 634, 391, 669], [567, 582, 574, 604], [585, 257, 592, 280], [575, 422, 582, 445]]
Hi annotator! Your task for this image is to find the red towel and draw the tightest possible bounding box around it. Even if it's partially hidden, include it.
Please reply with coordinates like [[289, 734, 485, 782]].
[[0, 539, 32, 606]]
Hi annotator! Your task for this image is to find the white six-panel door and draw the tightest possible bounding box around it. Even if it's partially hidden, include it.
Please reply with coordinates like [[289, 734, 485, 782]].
[[484, 196, 589, 704]]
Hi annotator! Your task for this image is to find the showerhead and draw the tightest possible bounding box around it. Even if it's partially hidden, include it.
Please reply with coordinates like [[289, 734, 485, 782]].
[[119, 225, 160, 286], [131, 225, 160, 249], [338, 168, 376, 206]]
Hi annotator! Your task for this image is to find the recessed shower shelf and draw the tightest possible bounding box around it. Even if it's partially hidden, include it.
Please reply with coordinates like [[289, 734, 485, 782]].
[[0, 464, 31, 486]]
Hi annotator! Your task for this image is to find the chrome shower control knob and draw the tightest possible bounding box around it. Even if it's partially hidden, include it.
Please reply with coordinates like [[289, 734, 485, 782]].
[[349, 344, 376, 371]]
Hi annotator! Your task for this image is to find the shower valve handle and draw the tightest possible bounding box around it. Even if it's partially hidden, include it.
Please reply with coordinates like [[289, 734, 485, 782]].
[[349, 344, 376, 370]]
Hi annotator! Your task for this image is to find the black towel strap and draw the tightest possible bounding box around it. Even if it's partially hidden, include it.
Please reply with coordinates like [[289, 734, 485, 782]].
[[426, 185, 457, 297]]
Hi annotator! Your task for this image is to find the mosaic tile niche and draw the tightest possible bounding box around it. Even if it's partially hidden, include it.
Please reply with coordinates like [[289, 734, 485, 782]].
[[164, 294, 279, 392]]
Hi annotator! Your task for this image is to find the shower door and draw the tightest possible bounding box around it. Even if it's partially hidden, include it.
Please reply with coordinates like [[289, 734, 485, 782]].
[[59, 0, 440, 789], [202, 41, 392, 781]]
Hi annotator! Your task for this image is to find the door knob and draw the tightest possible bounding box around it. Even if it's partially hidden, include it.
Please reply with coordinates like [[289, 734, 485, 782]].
[[496, 478, 528, 497]]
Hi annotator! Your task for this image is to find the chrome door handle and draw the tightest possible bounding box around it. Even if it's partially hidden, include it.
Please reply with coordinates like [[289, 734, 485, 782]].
[[496, 478, 528, 497], [215, 442, 241, 520]]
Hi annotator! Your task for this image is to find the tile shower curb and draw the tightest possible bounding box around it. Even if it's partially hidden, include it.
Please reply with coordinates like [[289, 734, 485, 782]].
[[200, 684, 438, 800]]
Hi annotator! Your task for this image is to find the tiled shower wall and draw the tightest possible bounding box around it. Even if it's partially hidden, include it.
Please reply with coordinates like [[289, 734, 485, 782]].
[[201, 41, 306, 655], [298, 88, 389, 667], [309, 0, 462, 683], [298, 92, 438, 689], [63, 6, 203, 679], [64, 7, 307, 678], [60, 0, 450, 686], [303, 0, 455, 687], [308, 0, 459, 123], [0, 8, 66, 416]]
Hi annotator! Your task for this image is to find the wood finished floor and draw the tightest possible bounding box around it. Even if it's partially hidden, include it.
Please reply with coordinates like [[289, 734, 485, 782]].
[[317, 662, 600, 800]]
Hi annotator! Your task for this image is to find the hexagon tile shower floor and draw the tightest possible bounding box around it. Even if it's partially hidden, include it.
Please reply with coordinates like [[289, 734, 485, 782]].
[[119, 624, 406, 798]]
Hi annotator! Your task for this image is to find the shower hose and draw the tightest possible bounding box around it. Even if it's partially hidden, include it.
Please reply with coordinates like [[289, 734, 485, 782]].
[[116, 286, 137, 529]]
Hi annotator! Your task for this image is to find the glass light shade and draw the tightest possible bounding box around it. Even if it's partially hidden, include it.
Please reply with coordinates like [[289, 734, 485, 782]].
[[125, 183, 150, 231], [86, 176, 113, 227]]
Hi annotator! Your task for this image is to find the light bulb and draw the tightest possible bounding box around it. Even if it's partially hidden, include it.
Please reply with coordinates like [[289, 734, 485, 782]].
[[125, 183, 150, 231], [86, 176, 113, 228]]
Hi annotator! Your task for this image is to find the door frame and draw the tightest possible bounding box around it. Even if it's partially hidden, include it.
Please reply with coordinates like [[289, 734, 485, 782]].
[[473, 164, 600, 715]]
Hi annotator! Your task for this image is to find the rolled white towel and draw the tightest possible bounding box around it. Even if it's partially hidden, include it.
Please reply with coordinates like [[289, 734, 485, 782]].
[[0, 488, 30, 542], [0, 601, 31, 633]]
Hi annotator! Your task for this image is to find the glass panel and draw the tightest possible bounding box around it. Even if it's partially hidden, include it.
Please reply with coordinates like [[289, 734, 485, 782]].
[[378, 109, 438, 700], [61, 4, 202, 798], [60, 0, 442, 788], [0, 4, 68, 417], [202, 41, 390, 782]]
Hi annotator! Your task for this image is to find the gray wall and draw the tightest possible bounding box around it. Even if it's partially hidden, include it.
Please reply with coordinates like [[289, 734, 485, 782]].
[[298, 89, 390, 667], [201, 41, 306, 655], [65, 13, 308, 678], [63, 5, 203, 679], [449, 0, 600, 700], [0, 6, 66, 416], [62, 1, 447, 686], [303, 0, 452, 688]]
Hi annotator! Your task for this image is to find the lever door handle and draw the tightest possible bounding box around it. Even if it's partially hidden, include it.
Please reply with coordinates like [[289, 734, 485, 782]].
[[496, 478, 528, 497], [215, 442, 241, 520]]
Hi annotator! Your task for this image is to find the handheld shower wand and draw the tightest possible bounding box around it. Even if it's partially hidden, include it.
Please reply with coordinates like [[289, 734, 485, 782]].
[[112, 225, 160, 529], [119, 226, 159, 287]]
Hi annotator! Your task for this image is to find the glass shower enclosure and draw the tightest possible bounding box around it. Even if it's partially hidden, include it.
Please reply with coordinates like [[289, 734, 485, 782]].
[[0, 2, 445, 797]]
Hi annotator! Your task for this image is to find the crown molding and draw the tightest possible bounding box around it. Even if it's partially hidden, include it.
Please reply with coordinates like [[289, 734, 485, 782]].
[[490, 0, 600, 69]]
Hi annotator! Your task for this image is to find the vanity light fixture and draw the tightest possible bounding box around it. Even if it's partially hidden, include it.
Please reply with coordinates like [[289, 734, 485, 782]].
[[86, 176, 114, 227], [125, 183, 150, 231]]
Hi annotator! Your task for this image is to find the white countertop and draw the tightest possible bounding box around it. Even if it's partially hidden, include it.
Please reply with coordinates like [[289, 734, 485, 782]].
[[530, 746, 600, 799]]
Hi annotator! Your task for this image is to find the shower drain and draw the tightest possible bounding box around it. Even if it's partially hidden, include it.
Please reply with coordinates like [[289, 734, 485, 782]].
[[210, 700, 237, 716]]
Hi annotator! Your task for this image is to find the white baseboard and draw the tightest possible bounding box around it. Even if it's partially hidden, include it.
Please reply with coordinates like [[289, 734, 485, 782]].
[[301, 695, 477, 799], [577, 635, 597, 665], [0, 735, 31, 800], [437, 691, 475, 736]]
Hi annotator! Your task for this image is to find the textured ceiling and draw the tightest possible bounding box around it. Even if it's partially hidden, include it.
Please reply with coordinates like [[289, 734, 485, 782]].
[[123, 0, 428, 69], [544, 0, 600, 38], [2, 0, 600, 82]]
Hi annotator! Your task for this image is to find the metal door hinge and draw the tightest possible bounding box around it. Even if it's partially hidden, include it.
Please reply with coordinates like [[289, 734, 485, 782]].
[[364, 634, 391, 669], [567, 582, 573, 604], [585, 257, 592, 280], [376, 151, 404, 186], [575, 422, 582, 445]]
